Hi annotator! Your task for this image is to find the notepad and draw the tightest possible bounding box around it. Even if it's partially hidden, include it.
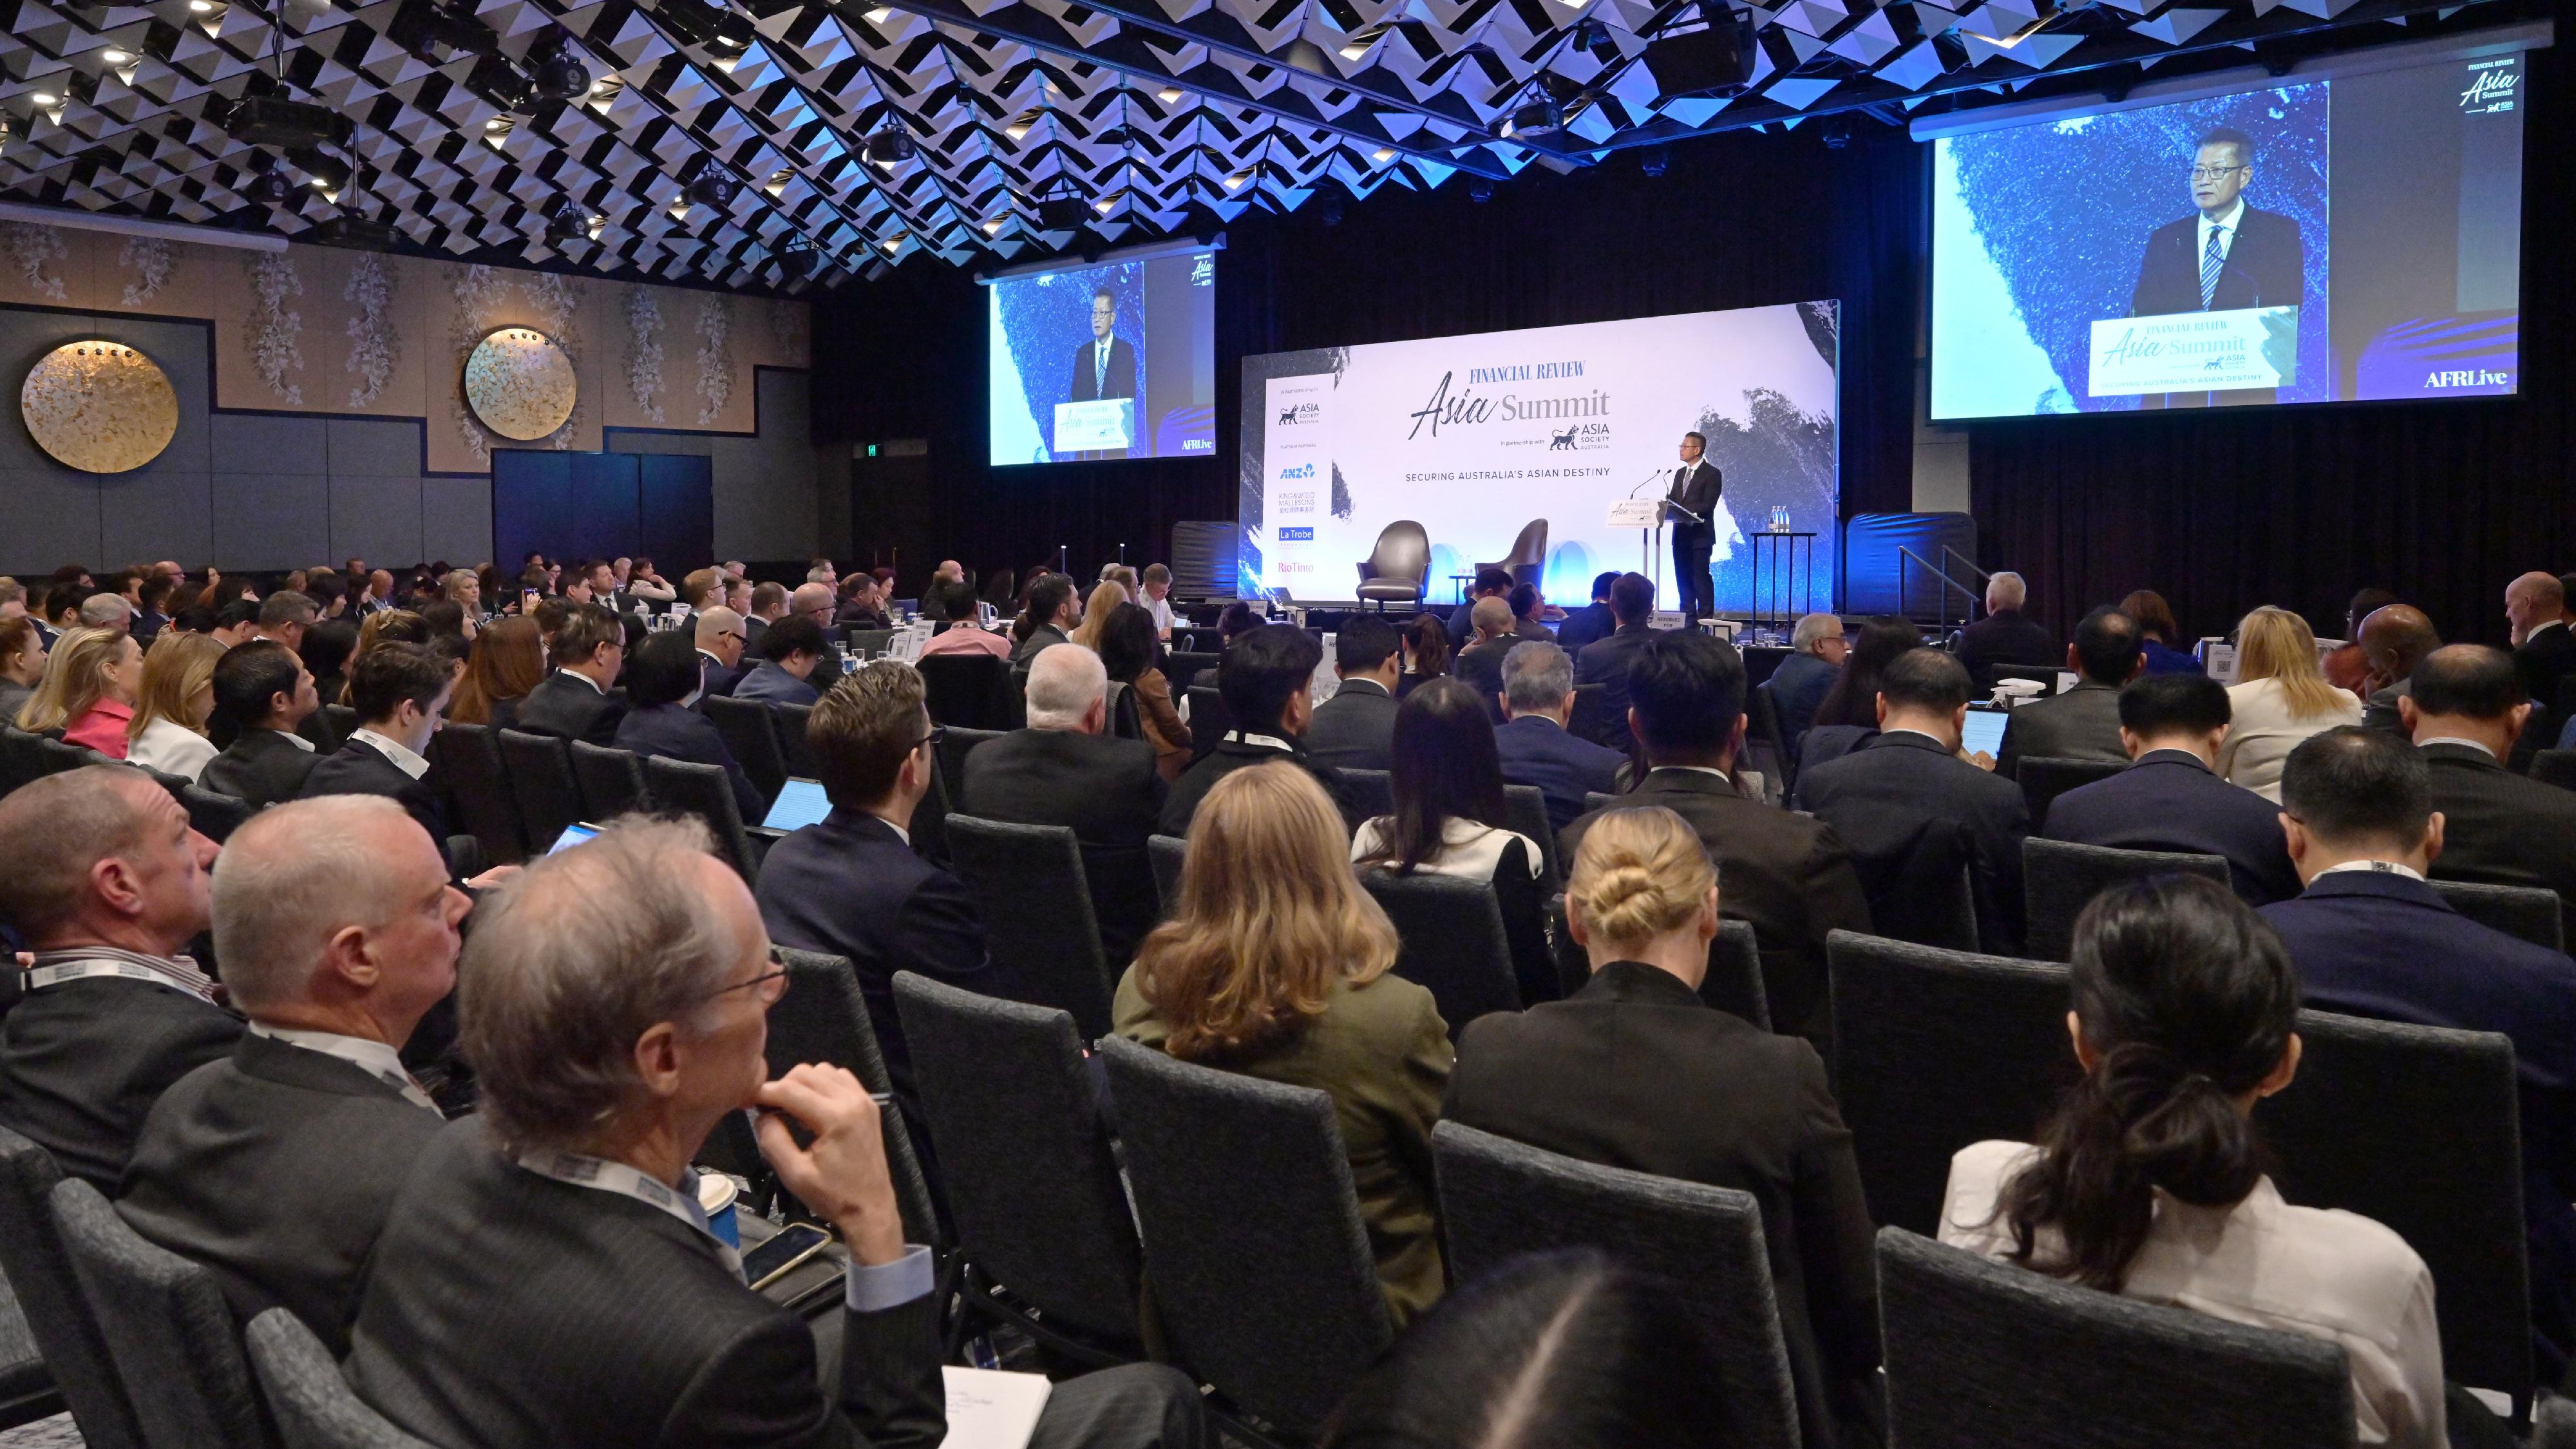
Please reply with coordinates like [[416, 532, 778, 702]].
[[942, 1367, 1054, 1449]]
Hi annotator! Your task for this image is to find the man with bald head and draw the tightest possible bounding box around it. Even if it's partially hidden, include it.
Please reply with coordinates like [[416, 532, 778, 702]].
[[0, 767, 238, 1188], [2509, 571, 2576, 710], [2403, 643, 2576, 920], [117, 797, 464, 1354], [2357, 603, 2441, 733], [692, 605, 748, 699], [791, 581, 848, 690], [1452, 595, 1519, 722]]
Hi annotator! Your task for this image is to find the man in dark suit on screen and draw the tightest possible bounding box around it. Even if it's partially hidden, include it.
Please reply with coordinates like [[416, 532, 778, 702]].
[[1068, 287, 1137, 403], [1664, 431, 1724, 623], [2130, 126, 2306, 319]]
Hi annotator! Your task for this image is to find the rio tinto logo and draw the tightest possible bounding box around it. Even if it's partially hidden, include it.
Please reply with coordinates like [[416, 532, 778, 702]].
[[2460, 61, 2518, 114]]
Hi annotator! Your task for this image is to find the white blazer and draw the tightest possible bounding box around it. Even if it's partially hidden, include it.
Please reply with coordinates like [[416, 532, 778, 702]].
[[2217, 676, 2363, 802]]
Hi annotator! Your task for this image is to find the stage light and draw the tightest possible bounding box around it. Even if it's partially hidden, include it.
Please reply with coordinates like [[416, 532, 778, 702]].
[[1467, 176, 1493, 202], [983, 216, 1005, 234], [779, 236, 820, 279], [1642, 3, 1753, 100], [244, 153, 292, 205], [1637, 143, 1669, 176], [864, 125, 918, 167], [187, 1, 215, 11], [865, 5, 892, 19], [528, 28, 591, 100], [1036, 191, 1090, 229], [1372, 146, 1396, 163], [545, 199, 593, 243], [1573, 17, 1617, 61], [684, 170, 737, 208], [100, 48, 129, 64], [878, 234, 904, 254], [1499, 98, 1561, 138], [1157, 86, 1182, 103], [30, 93, 57, 108], [1222, 171, 1249, 191]]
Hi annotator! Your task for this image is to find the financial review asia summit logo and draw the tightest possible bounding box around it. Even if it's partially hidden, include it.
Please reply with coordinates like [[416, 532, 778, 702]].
[[1404, 362, 1611, 450], [2460, 61, 2518, 114]]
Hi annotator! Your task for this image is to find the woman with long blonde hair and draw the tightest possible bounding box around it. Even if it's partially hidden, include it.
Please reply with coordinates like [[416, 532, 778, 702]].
[[449, 615, 546, 728], [1066, 580, 1128, 652], [1114, 761, 1453, 1325], [23, 627, 144, 757], [2218, 607, 2362, 802], [124, 632, 226, 781]]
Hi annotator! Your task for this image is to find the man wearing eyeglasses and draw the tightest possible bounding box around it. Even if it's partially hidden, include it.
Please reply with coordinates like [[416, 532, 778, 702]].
[[2130, 125, 2307, 321]]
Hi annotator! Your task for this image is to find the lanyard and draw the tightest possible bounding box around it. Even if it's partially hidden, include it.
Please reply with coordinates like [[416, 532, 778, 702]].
[[249, 1025, 441, 1114], [511, 1150, 743, 1279], [24, 956, 214, 1003]]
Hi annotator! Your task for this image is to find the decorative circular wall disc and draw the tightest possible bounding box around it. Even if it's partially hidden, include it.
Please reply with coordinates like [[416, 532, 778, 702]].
[[21, 341, 179, 474], [463, 327, 578, 440]]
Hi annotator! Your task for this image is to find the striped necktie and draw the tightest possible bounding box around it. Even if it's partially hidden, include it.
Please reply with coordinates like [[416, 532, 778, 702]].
[[2200, 226, 2226, 310]]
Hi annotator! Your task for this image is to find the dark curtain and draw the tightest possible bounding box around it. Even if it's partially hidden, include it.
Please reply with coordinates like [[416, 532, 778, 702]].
[[811, 122, 1924, 596], [1968, 43, 2574, 650]]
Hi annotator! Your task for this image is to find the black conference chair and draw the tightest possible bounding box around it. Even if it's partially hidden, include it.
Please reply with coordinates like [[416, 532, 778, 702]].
[[772, 701, 819, 779], [567, 741, 649, 820], [1743, 681, 1793, 800], [1546, 898, 1768, 1028], [909, 761, 953, 866], [2428, 877, 2564, 952], [918, 654, 1016, 730], [1337, 768, 1395, 826], [36, 739, 99, 775], [430, 723, 526, 866], [1148, 833, 1188, 915], [1473, 518, 1548, 589], [2022, 837, 2227, 962], [1355, 520, 1432, 611], [321, 703, 359, 740], [1096, 1037, 1395, 1442], [180, 784, 255, 844], [52, 1179, 272, 1448], [844, 628, 896, 660], [1501, 784, 1561, 893], [245, 1309, 438, 1449], [1164, 652, 1221, 699], [1827, 813, 1983, 953], [893, 973, 1145, 1365], [1357, 869, 1520, 1039], [1582, 790, 1618, 815], [1434, 1124, 1801, 1449], [0, 726, 46, 797], [643, 756, 759, 879], [0, 1127, 131, 1449], [2531, 748, 2576, 793], [943, 815, 1116, 1040], [935, 725, 1007, 805], [702, 696, 789, 804], [1185, 685, 1231, 759], [1877, 1228, 2355, 1449], [1567, 683, 1608, 748], [1105, 680, 1144, 741], [496, 730, 585, 854], [2016, 755, 2127, 833]]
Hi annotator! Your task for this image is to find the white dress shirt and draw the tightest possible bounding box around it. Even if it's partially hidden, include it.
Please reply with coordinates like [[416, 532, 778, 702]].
[[2216, 676, 2362, 802], [126, 717, 218, 782], [249, 1023, 441, 1113], [1941, 1140, 2445, 1448], [2198, 195, 2246, 273], [350, 728, 431, 781]]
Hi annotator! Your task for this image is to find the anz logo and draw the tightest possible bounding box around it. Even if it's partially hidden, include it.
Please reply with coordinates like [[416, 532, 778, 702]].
[[1278, 463, 1316, 480]]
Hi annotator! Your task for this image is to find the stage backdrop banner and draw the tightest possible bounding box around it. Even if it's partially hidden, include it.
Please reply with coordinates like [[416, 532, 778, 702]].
[[1236, 302, 1841, 614]]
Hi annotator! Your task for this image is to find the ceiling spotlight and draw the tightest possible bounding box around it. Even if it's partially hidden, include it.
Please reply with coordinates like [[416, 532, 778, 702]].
[[1498, 98, 1561, 139], [1222, 171, 1249, 191], [683, 170, 737, 208], [1003, 111, 1038, 140], [187, 0, 213, 9], [527, 27, 591, 100], [30, 93, 57, 108], [1092, 195, 1115, 214], [862, 125, 917, 168], [1466, 176, 1494, 202], [1574, 17, 1618, 61], [100, 48, 130, 64], [1035, 189, 1090, 230], [1636, 143, 1669, 176], [865, 5, 892, 19], [544, 199, 593, 243], [878, 235, 903, 254], [982, 216, 1004, 234], [244, 153, 292, 205], [777, 236, 821, 279], [484, 117, 507, 130], [1371, 146, 1395, 163], [1337, 23, 1389, 60], [1157, 86, 1181, 104]]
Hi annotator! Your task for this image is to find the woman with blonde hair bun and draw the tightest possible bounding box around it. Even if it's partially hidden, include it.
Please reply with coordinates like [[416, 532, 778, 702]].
[[1441, 805, 1885, 1446], [124, 631, 226, 781], [2218, 607, 2361, 802], [1114, 761, 1453, 1325]]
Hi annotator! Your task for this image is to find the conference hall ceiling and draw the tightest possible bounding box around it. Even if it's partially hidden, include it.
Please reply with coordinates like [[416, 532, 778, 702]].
[[0, 0, 2516, 287]]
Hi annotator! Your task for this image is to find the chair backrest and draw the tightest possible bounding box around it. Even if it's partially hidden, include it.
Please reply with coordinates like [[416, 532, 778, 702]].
[[1544, 898, 1767, 1028], [1479, 518, 1549, 576], [1830, 812, 1984, 954], [496, 729, 585, 853], [918, 654, 1015, 730], [1104, 680, 1143, 741], [1743, 680, 1791, 793], [181, 784, 256, 844], [1827, 931, 2076, 1235], [1433, 1122, 1803, 1449], [1338, 768, 1395, 825], [0, 1128, 140, 1449], [1164, 651, 1220, 699], [771, 701, 819, 779], [909, 759, 952, 864], [1358, 869, 1520, 1037], [1363, 520, 1431, 585], [321, 703, 359, 740], [0, 726, 44, 797], [844, 628, 896, 659], [1582, 789, 1616, 815], [2532, 748, 2576, 793], [1877, 1227, 2355, 1449], [52, 1178, 273, 1448], [567, 741, 649, 821], [641, 756, 758, 878], [429, 723, 525, 865], [36, 739, 98, 775], [1500, 784, 1560, 893], [2016, 755, 2128, 832], [934, 725, 1007, 804], [243, 1308, 437, 1449], [701, 695, 789, 802], [2022, 837, 2228, 962], [891, 973, 1142, 1345], [1148, 833, 1187, 915], [1567, 683, 1607, 746], [942, 815, 1114, 1039], [2257, 1010, 2532, 1414], [2428, 877, 2565, 952], [766, 949, 940, 1243], [1184, 685, 1230, 759], [1096, 1037, 1393, 1436]]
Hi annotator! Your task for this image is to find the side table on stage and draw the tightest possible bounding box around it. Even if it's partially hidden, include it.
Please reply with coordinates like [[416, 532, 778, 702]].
[[1747, 531, 1819, 641]]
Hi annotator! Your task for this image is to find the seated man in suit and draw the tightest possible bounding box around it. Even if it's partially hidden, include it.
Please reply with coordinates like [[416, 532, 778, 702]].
[[614, 631, 766, 824], [960, 645, 1166, 969], [299, 644, 453, 846], [0, 766, 237, 1188], [791, 584, 847, 695], [1996, 606, 2142, 779], [1494, 640, 1624, 833], [514, 604, 628, 746], [1445, 567, 1513, 650], [1560, 631, 1871, 1046], [1794, 649, 2030, 955], [2043, 672, 2300, 905], [1506, 583, 1552, 642], [1554, 571, 1621, 655], [731, 615, 828, 707], [1306, 614, 1401, 772], [346, 817, 1202, 1449], [2402, 643, 2576, 920], [198, 640, 323, 809], [117, 797, 460, 1354], [693, 605, 748, 699], [2357, 603, 2439, 734], [2509, 571, 2576, 711], [2263, 725, 2576, 1374], [1013, 574, 1079, 666], [1955, 571, 2059, 692], [1160, 623, 1340, 837], [1573, 571, 1661, 751], [741, 582, 788, 650], [756, 661, 992, 1176], [1768, 614, 1846, 756], [1451, 597, 1516, 721]]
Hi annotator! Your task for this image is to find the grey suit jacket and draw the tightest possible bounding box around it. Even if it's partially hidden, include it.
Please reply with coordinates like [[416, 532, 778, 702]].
[[116, 1032, 444, 1355], [0, 976, 242, 1189], [1996, 680, 2126, 779], [198, 728, 322, 810]]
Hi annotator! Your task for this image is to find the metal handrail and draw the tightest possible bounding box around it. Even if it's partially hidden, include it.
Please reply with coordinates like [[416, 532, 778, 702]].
[[1942, 545, 1991, 589], [1898, 545, 1984, 635]]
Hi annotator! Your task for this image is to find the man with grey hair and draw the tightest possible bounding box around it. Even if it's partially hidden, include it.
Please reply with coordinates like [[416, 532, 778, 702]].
[[79, 590, 133, 634], [963, 643, 1166, 966], [0, 767, 235, 1188], [1956, 569, 2060, 691], [1771, 612, 1847, 750], [790, 580, 848, 690], [348, 817, 1203, 1449], [117, 796, 462, 1355], [1452, 595, 1518, 721], [256, 589, 318, 654], [693, 603, 748, 698], [1494, 639, 1624, 831]]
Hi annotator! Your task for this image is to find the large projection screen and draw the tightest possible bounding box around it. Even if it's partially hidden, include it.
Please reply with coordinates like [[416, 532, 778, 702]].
[[988, 246, 1218, 464], [1926, 32, 2535, 419], [1238, 305, 1842, 614]]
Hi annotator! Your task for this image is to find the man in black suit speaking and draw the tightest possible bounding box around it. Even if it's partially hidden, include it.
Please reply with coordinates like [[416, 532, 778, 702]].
[[2130, 126, 2306, 318], [1069, 287, 1138, 404], [1663, 430, 1724, 623]]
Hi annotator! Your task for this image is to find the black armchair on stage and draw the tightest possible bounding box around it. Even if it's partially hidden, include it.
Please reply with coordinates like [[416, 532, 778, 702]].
[[1355, 521, 1432, 611], [1477, 519, 1549, 590]]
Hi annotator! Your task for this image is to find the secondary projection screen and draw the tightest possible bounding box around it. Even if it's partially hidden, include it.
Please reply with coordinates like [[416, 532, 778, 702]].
[[1238, 304, 1841, 612], [987, 247, 1217, 464], [1926, 35, 2532, 419]]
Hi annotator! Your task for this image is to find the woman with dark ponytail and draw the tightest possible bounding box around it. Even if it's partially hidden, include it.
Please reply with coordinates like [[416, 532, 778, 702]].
[[1940, 875, 2447, 1448]]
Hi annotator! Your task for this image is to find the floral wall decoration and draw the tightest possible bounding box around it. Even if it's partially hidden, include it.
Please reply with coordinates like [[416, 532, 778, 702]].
[[6, 223, 68, 301], [245, 251, 305, 406], [522, 270, 582, 450], [625, 285, 665, 424], [768, 298, 806, 361], [118, 236, 175, 308], [694, 292, 733, 424], [446, 263, 513, 462], [344, 251, 400, 409]]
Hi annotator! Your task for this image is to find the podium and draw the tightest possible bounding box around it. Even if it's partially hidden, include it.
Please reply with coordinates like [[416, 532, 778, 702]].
[[1607, 499, 1663, 597], [1052, 398, 1135, 453]]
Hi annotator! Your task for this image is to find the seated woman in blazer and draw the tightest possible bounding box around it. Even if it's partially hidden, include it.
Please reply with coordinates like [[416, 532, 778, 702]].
[[1114, 761, 1452, 1326], [1350, 677, 1553, 1005], [1940, 875, 2449, 1448]]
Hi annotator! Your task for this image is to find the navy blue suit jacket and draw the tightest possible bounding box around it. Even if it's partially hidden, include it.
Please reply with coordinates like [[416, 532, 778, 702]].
[[1555, 601, 1616, 656], [730, 661, 820, 707], [1793, 730, 2029, 955], [1767, 652, 1839, 755], [695, 650, 743, 701], [614, 703, 764, 824], [2041, 749, 2301, 905], [1574, 623, 1660, 750], [1494, 715, 1624, 833]]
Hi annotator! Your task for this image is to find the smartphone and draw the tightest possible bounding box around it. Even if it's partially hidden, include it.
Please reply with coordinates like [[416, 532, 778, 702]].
[[742, 1222, 833, 1291], [524, 589, 541, 608]]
